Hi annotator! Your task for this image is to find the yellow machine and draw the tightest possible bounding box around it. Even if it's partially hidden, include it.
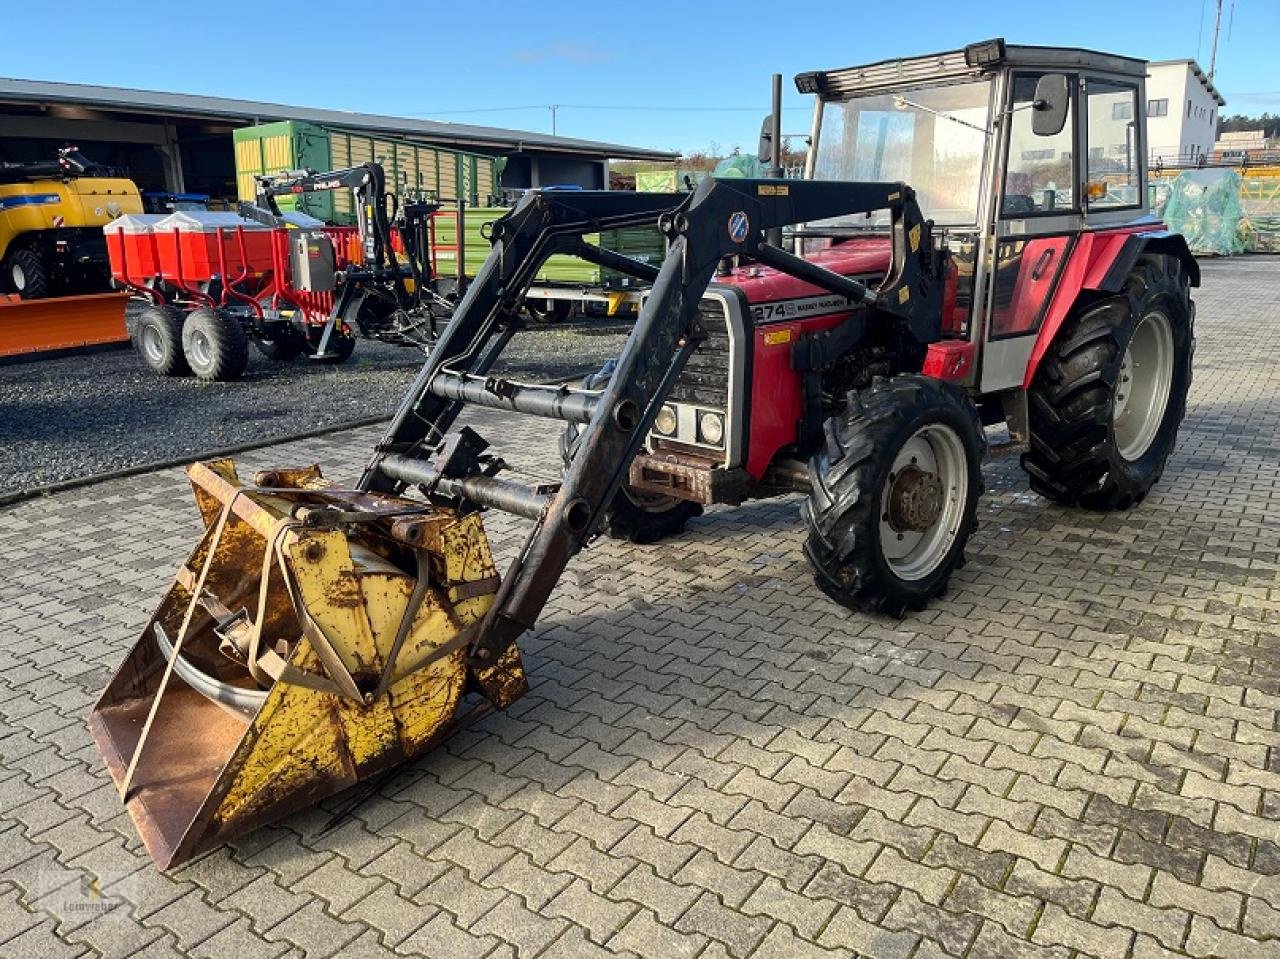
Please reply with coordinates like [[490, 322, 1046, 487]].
[[0, 147, 142, 298], [90, 460, 523, 869]]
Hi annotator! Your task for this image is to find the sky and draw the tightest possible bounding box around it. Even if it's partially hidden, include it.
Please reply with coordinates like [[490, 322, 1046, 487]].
[[4, 0, 1276, 155]]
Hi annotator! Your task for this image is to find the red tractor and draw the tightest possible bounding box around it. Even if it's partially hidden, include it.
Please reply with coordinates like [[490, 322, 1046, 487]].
[[90, 39, 1199, 865], [550, 39, 1196, 613], [359, 39, 1196, 626]]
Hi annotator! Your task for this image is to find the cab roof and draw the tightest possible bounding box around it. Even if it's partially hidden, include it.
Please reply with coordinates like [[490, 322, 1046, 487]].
[[797, 39, 1148, 98]]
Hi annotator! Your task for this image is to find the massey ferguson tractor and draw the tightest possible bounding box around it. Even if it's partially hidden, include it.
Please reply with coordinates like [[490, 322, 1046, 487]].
[[90, 40, 1197, 869]]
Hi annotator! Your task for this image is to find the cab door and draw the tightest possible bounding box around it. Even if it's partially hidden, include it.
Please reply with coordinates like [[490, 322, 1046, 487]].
[[979, 70, 1080, 392]]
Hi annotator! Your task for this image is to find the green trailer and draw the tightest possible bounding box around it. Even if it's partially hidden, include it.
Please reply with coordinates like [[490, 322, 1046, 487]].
[[233, 122, 501, 226], [430, 206, 664, 286]]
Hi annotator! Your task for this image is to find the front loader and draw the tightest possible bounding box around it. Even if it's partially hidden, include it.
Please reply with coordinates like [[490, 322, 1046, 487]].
[[90, 178, 940, 869], [91, 39, 1197, 869]]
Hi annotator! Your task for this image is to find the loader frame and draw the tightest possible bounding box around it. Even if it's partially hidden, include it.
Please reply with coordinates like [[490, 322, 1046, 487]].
[[358, 177, 942, 682]]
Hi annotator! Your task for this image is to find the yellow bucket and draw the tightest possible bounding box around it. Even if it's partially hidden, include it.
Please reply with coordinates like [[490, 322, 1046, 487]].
[[89, 459, 525, 868]]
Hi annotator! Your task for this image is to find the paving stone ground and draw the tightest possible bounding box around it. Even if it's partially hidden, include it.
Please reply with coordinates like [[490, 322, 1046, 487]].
[[1, 256, 1278, 959]]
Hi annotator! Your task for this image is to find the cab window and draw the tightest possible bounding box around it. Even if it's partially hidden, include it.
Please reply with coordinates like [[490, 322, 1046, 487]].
[[1085, 79, 1140, 208], [1002, 72, 1076, 216]]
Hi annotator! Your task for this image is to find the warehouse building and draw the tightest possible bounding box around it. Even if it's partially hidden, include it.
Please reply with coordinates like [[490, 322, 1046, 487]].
[[0, 77, 676, 206]]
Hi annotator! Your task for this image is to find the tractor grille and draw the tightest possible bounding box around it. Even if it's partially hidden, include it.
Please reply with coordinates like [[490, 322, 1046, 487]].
[[669, 301, 731, 411], [649, 299, 733, 462]]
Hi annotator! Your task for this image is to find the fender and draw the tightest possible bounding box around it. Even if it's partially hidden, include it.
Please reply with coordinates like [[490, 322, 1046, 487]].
[[1023, 228, 1199, 388]]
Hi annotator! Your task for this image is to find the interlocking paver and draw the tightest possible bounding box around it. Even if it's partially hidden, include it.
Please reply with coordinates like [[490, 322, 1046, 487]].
[[543, 877, 637, 944], [673, 891, 770, 959], [818, 904, 920, 959], [4, 257, 1280, 958], [608, 907, 705, 959], [470, 892, 569, 956]]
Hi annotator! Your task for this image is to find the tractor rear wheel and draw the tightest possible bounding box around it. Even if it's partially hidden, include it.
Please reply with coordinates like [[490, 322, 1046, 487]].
[[559, 363, 703, 544], [8, 247, 50, 300], [182, 307, 250, 382], [134, 304, 190, 376], [803, 375, 985, 616], [1022, 254, 1193, 510]]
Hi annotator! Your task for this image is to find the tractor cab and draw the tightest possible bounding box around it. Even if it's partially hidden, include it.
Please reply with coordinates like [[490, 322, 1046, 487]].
[[799, 39, 1161, 393]]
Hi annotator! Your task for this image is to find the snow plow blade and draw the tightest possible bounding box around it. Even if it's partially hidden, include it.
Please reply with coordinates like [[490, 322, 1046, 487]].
[[0, 291, 129, 358], [88, 458, 525, 869]]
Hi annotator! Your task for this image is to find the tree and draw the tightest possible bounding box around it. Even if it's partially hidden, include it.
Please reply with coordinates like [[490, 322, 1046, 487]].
[[1217, 113, 1280, 139]]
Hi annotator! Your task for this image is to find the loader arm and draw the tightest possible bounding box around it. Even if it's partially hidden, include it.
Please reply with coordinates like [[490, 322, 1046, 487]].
[[247, 163, 423, 316], [88, 177, 942, 869], [359, 177, 940, 680]]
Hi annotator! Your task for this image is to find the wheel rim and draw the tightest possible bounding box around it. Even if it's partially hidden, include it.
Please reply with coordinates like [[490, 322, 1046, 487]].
[[622, 484, 681, 513], [11, 263, 25, 291], [141, 323, 165, 363], [1113, 309, 1174, 461], [188, 328, 213, 369], [879, 423, 969, 581]]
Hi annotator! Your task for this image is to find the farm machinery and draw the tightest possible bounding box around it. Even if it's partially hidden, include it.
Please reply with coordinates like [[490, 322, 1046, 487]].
[[90, 39, 1197, 868], [109, 162, 444, 381], [1, 146, 142, 299]]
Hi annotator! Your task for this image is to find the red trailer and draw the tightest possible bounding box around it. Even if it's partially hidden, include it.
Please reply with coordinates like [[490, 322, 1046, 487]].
[[106, 211, 362, 381]]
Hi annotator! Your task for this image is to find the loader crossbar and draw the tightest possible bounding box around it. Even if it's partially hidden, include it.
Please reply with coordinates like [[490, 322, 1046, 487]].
[[358, 177, 938, 668]]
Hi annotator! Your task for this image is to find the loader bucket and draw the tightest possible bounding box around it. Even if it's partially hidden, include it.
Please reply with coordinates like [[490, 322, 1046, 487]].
[[89, 459, 525, 869]]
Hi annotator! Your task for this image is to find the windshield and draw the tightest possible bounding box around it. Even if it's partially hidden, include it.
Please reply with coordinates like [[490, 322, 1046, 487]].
[[812, 79, 992, 227]]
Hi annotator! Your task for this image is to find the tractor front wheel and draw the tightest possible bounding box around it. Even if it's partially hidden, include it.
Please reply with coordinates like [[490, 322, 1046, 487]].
[[1022, 254, 1193, 510], [803, 375, 985, 616], [182, 307, 250, 382], [559, 362, 702, 544], [595, 486, 704, 545]]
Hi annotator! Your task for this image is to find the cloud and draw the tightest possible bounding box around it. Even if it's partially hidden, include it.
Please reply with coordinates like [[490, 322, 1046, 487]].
[[510, 41, 612, 66]]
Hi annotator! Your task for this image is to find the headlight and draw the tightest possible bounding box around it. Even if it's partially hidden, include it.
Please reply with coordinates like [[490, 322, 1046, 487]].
[[699, 411, 724, 446], [654, 405, 678, 436]]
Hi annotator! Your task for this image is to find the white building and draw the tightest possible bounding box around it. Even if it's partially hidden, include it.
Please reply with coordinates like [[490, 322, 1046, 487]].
[[1146, 59, 1226, 165]]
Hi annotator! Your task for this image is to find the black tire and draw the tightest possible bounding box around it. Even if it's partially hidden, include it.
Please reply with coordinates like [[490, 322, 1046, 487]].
[[310, 332, 356, 365], [802, 375, 986, 616], [182, 307, 250, 382], [559, 362, 703, 544], [1022, 254, 1193, 510], [8, 247, 50, 300], [527, 298, 573, 324], [252, 330, 304, 362], [133, 304, 190, 376]]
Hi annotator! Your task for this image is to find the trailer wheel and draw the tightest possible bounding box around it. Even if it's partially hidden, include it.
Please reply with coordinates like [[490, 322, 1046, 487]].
[[182, 307, 249, 382], [134, 304, 190, 376], [8, 247, 50, 300], [1022, 254, 1193, 510], [310, 332, 356, 365], [527, 298, 573, 324], [252, 331, 303, 362], [803, 375, 985, 616], [559, 362, 703, 543]]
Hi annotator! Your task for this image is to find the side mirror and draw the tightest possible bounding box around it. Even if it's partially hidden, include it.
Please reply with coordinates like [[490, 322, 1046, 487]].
[[757, 115, 774, 164], [1032, 74, 1070, 137]]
